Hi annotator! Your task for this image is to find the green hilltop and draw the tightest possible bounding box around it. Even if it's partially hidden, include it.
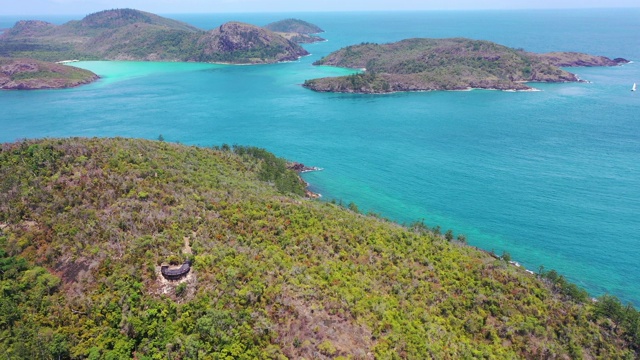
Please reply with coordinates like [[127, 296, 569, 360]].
[[304, 38, 628, 93], [1, 137, 639, 358], [263, 19, 325, 44], [0, 9, 308, 64], [264, 19, 324, 34]]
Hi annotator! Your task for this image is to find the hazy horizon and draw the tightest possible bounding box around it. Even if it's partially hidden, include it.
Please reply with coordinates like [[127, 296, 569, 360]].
[[3, 0, 640, 16]]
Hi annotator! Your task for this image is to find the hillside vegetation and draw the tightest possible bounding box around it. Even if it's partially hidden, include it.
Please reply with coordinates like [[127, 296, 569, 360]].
[[0, 9, 308, 64], [264, 19, 323, 34], [1, 138, 639, 359], [0, 57, 98, 89], [304, 38, 628, 93], [264, 19, 325, 44]]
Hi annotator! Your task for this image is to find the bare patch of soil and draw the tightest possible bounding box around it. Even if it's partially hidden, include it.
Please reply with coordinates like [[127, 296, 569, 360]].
[[273, 294, 374, 359]]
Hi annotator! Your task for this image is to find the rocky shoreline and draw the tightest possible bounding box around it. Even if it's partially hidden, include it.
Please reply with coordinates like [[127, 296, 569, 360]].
[[287, 162, 323, 198], [0, 58, 99, 90], [535, 52, 629, 68]]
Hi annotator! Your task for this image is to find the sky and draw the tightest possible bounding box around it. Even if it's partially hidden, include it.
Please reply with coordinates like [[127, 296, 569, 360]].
[[2, 0, 639, 16]]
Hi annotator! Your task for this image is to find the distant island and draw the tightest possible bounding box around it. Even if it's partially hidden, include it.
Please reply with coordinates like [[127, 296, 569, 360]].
[[303, 38, 629, 93], [264, 18, 326, 44], [0, 57, 98, 90], [0, 9, 310, 64]]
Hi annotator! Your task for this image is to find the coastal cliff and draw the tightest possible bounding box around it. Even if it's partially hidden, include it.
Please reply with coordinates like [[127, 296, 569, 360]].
[[304, 38, 629, 93]]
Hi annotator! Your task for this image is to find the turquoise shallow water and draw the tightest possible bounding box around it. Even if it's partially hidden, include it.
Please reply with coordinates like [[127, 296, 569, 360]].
[[1, 10, 640, 304]]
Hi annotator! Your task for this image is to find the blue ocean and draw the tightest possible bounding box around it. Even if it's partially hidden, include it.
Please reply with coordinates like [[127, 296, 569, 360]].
[[1, 9, 639, 305]]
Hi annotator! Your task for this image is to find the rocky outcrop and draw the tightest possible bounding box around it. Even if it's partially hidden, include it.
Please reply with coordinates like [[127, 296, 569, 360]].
[[536, 52, 630, 67], [287, 162, 322, 173], [194, 22, 308, 63], [286, 162, 323, 198], [0, 57, 99, 90]]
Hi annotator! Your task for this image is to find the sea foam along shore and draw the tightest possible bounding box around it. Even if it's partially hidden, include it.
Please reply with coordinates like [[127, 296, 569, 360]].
[[287, 161, 323, 198]]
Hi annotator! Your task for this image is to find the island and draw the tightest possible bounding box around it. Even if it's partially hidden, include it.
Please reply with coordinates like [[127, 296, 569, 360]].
[[303, 38, 629, 93], [0, 57, 98, 90], [264, 18, 326, 44], [0, 9, 308, 64]]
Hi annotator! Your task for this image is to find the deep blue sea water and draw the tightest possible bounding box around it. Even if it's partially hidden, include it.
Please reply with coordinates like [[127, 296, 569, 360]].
[[1, 10, 639, 305]]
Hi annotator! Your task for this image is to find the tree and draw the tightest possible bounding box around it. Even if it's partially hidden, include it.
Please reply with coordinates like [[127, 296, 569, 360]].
[[49, 333, 70, 360], [445, 230, 454, 242], [176, 282, 187, 297], [501, 251, 511, 262], [595, 295, 624, 330], [456, 234, 467, 243]]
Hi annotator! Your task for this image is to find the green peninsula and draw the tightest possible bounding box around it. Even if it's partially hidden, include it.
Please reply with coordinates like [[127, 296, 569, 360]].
[[0, 57, 98, 90], [1, 137, 639, 358], [0, 9, 308, 64], [304, 38, 629, 93], [264, 18, 326, 44]]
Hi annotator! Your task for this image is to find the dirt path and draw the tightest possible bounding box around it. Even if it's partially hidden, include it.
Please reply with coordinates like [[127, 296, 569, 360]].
[[183, 232, 194, 255]]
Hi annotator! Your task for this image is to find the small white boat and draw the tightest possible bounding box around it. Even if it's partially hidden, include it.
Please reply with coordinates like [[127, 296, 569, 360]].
[[633, 83, 637, 92]]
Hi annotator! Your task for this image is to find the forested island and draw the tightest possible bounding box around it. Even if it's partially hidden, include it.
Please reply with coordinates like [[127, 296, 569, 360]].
[[1, 137, 639, 358], [264, 18, 326, 44], [0, 9, 309, 64], [304, 38, 629, 93], [0, 57, 98, 90]]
